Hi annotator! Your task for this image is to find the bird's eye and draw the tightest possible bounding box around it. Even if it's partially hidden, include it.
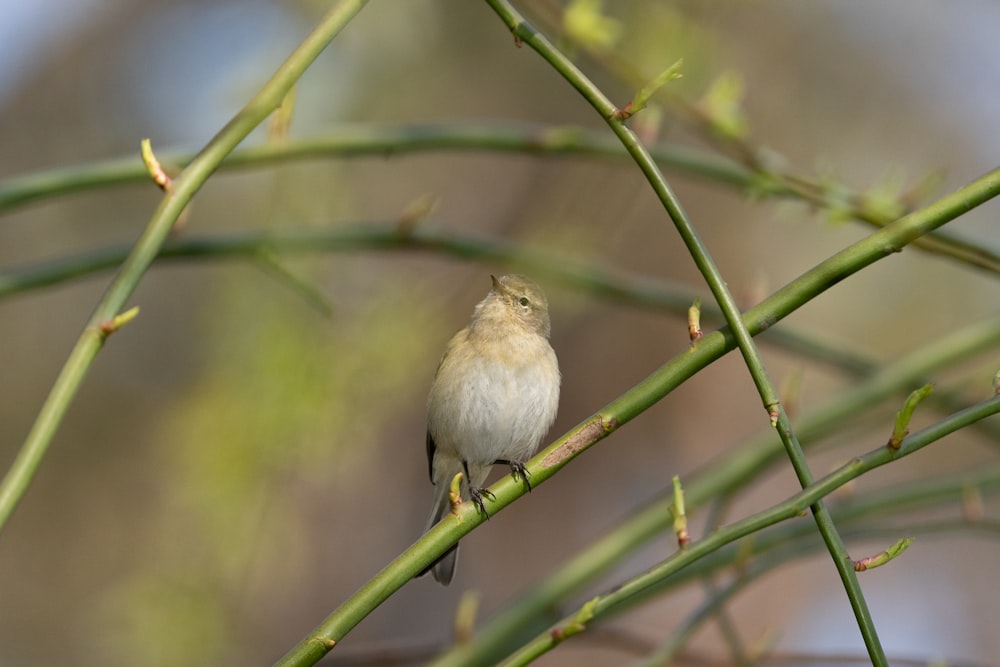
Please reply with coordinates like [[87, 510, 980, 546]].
[[518, 297, 530, 307]]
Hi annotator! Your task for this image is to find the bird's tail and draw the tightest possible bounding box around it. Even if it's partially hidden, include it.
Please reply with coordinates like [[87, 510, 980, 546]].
[[421, 476, 459, 585]]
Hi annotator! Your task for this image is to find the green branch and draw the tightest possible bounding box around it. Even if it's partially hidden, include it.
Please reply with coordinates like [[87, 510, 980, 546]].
[[3, 120, 998, 276], [480, 394, 1000, 664], [430, 259, 1000, 666], [12, 223, 1000, 450], [0, 122, 745, 213], [549, 462, 1000, 652], [622, 505, 1000, 667], [0, 223, 878, 376], [8, 223, 999, 447], [0, 0, 370, 533], [889, 384, 935, 449], [483, 2, 883, 659], [525, 4, 1000, 279], [634, 467, 1000, 607], [271, 45, 1000, 667], [0, 3, 993, 663]]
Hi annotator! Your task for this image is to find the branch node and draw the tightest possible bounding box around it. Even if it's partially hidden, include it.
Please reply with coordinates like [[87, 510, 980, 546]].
[[310, 636, 336, 649], [767, 402, 780, 428], [97, 306, 140, 338], [853, 537, 914, 572], [887, 384, 933, 450], [609, 101, 634, 121], [267, 86, 296, 144], [671, 475, 689, 549], [141, 138, 173, 193], [628, 59, 684, 117], [687, 298, 702, 343], [448, 471, 464, 520], [508, 21, 526, 48], [550, 596, 599, 644]]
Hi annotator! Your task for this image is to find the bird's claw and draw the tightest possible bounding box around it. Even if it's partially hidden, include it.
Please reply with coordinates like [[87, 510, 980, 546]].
[[509, 461, 532, 491], [496, 459, 532, 492], [470, 486, 496, 517]]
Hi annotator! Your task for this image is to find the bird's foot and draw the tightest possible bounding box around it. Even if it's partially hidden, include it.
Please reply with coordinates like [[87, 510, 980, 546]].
[[495, 459, 532, 492], [469, 486, 496, 518]]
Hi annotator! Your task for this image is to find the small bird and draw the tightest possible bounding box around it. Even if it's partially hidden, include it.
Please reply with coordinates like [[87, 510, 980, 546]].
[[423, 274, 560, 585]]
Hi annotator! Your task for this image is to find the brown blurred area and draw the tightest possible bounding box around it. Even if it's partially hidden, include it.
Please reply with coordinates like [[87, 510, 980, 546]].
[[1, 1, 998, 665]]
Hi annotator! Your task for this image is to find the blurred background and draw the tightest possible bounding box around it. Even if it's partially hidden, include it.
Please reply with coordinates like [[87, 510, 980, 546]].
[[1, 1, 999, 665]]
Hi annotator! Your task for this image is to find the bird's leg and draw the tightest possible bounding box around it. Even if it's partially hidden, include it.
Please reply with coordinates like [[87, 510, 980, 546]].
[[494, 459, 532, 492], [463, 460, 495, 517]]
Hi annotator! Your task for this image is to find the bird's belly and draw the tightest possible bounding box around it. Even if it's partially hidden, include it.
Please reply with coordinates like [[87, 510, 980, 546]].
[[435, 359, 557, 465]]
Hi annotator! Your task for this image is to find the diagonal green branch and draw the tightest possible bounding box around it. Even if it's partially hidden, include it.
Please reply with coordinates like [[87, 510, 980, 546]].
[[623, 463, 1000, 615], [272, 48, 1000, 667], [0, 0, 370, 534], [442, 314, 998, 662], [334, 468, 1000, 667], [433, 307, 1000, 666], [482, 1, 887, 660], [491, 460, 1000, 667], [482, 393, 1000, 665], [525, 4, 1000, 280]]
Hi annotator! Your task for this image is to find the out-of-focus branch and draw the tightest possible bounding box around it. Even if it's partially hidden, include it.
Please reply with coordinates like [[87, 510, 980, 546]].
[[2, 121, 997, 276]]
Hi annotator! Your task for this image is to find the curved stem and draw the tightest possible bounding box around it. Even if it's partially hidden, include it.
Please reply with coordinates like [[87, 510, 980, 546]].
[[0, 123, 746, 214], [3, 121, 998, 276], [0, 224, 873, 374]]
